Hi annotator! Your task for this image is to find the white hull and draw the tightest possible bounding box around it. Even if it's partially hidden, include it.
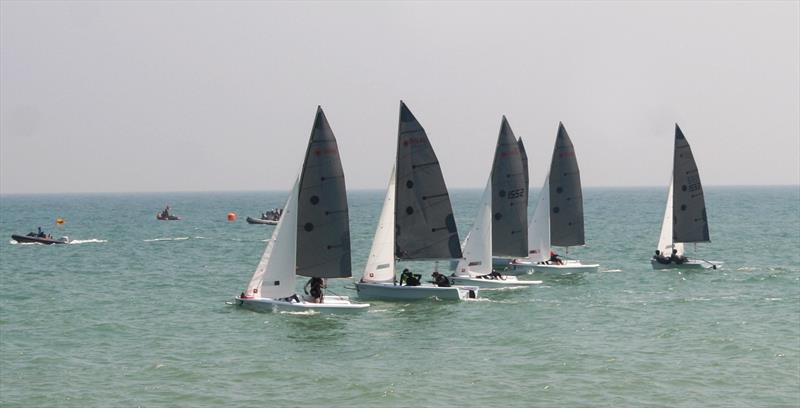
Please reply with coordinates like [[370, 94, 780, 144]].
[[355, 282, 478, 301], [531, 260, 599, 274], [236, 295, 369, 313], [650, 259, 721, 270], [449, 275, 541, 289]]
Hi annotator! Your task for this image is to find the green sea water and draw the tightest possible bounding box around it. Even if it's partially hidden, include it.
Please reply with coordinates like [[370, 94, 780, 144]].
[[1, 186, 798, 407]]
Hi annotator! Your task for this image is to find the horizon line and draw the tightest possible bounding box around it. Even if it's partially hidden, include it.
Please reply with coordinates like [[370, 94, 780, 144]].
[[1, 184, 798, 196]]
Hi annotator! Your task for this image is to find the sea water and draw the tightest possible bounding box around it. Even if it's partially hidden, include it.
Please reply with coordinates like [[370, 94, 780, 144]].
[[0, 187, 798, 407]]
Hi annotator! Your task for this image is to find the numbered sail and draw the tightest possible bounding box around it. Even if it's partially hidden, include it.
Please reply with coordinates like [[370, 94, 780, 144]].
[[394, 101, 462, 260], [362, 167, 397, 283], [672, 124, 710, 244], [491, 117, 528, 257], [549, 123, 585, 247], [296, 106, 352, 278], [245, 177, 299, 299]]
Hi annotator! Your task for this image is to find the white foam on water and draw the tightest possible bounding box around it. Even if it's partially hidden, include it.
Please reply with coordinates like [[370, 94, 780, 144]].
[[143, 237, 190, 242], [68, 239, 107, 244]]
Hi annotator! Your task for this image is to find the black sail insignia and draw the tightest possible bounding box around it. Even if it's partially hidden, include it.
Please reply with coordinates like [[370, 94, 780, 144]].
[[549, 122, 585, 247], [296, 106, 352, 278], [394, 101, 462, 259], [672, 124, 710, 243], [491, 117, 528, 257]]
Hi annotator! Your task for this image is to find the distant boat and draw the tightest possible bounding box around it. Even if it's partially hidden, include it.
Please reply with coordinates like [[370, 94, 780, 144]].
[[450, 117, 540, 289], [156, 206, 180, 221], [651, 124, 721, 270], [502, 123, 599, 275], [355, 102, 478, 301], [236, 106, 369, 312], [11, 230, 68, 245], [246, 216, 279, 225]]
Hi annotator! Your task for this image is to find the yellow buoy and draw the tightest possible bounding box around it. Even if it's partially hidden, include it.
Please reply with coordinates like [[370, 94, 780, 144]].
[[227, 212, 237, 221], [56, 218, 65, 225]]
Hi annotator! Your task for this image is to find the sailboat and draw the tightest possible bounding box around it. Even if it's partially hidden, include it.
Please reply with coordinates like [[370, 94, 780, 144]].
[[236, 107, 370, 312], [504, 122, 599, 274], [651, 124, 721, 270], [450, 117, 541, 288], [355, 102, 478, 301]]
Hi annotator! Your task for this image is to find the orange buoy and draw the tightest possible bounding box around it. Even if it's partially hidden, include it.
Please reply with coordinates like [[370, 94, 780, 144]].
[[227, 212, 237, 221], [56, 218, 65, 225]]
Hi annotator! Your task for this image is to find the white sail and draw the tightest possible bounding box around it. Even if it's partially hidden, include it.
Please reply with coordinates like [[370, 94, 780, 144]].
[[245, 177, 299, 299], [526, 176, 551, 263], [362, 167, 397, 283], [657, 177, 684, 256], [455, 178, 493, 277]]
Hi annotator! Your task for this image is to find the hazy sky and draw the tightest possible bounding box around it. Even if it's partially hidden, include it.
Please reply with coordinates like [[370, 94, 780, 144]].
[[1, 1, 798, 194]]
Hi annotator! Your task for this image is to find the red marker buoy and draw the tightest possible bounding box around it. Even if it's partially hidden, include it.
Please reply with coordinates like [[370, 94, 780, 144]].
[[227, 212, 237, 221]]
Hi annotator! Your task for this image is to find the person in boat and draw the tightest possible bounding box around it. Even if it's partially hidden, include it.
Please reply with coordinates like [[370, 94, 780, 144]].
[[161, 206, 171, 218], [431, 271, 451, 287], [479, 269, 505, 280], [304, 277, 324, 303], [549, 251, 564, 265], [653, 250, 671, 264], [670, 249, 688, 264], [280, 294, 301, 303], [37, 227, 45, 238], [400, 269, 421, 286]]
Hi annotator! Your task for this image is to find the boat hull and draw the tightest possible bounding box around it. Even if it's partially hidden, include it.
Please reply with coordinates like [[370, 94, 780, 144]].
[[156, 215, 180, 221], [246, 216, 278, 225], [532, 260, 599, 274], [650, 259, 721, 270], [355, 282, 478, 301], [236, 295, 369, 313], [11, 234, 68, 245], [449, 275, 541, 289]]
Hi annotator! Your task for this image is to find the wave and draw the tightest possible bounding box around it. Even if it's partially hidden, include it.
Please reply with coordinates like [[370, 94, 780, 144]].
[[602, 269, 623, 273], [68, 239, 107, 244], [143, 237, 190, 242]]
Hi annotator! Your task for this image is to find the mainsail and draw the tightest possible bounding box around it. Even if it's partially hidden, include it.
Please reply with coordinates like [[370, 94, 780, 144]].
[[394, 101, 462, 260], [491, 117, 528, 257], [672, 124, 710, 244], [549, 123, 585, 247], [296, 106, 352, 278], [518, 137, 529, 191]]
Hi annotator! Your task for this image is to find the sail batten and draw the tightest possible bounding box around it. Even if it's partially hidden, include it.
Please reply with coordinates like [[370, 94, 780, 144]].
[[549, 123, 585, 247], [491, 117, 528, 257], [296, 106, 352, 278], [394, 101, 462, 260], [671, 124, 710, 244]]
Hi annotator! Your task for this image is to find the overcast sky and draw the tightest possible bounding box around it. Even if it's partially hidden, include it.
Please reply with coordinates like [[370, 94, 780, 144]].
[[1, 1, 798, 194]]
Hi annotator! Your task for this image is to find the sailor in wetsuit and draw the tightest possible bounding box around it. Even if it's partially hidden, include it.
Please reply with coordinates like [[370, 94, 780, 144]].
[[653, 250, 671, 264], [304, 277, 324, 303], [431, 272, 451, 287], [670, 249, 688, 265], [400, 269, 421, 286]]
